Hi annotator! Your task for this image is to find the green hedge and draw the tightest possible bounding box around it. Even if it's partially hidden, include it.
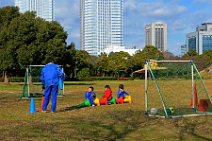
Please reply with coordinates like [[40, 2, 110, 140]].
[[9, 77, 24, 82], [79, 76, 117, 81]]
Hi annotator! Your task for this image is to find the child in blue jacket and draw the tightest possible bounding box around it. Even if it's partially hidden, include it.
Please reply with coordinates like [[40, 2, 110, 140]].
[[117, 84, 129, 99], [84, 86, 96, 106]]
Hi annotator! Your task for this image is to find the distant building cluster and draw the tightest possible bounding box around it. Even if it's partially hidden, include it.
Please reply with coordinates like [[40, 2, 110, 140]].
[[15, 0, 55, 21], [185, 23, 212, 55], [14, 1, 212, 56], [80, 1, 168, 56]]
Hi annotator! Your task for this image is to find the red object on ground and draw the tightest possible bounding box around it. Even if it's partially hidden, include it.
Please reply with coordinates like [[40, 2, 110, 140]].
[[39, 96, 45, 112], [190, 83, 198, 107], [193, 83, 198, 106], [100, 98, 107, 105], [116, 97, 124, 104], [198, 99, 211, 112]]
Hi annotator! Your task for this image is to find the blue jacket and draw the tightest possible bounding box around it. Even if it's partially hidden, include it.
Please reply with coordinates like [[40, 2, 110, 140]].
[[84, 91, 96, 99], [40, 63, 64, 87], [117, 89, 129, 99]]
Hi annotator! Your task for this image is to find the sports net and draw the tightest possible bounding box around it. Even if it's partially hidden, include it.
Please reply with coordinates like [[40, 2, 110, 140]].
[[145, 60, 212, 118], [20, 65, 64, 98]]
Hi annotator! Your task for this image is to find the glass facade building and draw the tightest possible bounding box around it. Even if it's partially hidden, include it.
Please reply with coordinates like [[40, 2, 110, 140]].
[[202, 35, 212, 52], [180, 44, 187, 57], [80, 0, 123, 56], [188, 37, 196, 51], [186, 23, 212, 54], [15, 0, 55, 21]]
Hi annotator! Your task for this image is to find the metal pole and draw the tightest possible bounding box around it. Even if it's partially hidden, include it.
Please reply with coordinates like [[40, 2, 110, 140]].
[[149, 60, 191, 63], [144, 63, 148, 113], [191, 64, 194, 109], [62, 67, 65, 96], [26, 67, 30, 98]]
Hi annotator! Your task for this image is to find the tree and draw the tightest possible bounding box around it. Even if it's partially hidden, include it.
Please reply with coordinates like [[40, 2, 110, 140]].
[[63, 42, 77, 79], [96, 53, 110, 76], [0, 7, 67, 82], [181, 50, 212, 71], [132, 45, 164, 71], [78, 68, 90, 80], [75, 50, 90, 78], [182, 50, 198, 58], [0, 6, 20, 82], [0, 6, 20, 31], [163, 51, 178, 60], [107, 51, 132, 77], [142, 45, 164, 60], [87, 55, 98, 76]]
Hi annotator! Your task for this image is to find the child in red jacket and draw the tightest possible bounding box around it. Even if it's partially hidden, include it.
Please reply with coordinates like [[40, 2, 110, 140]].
[[100, 85, 112, 105]]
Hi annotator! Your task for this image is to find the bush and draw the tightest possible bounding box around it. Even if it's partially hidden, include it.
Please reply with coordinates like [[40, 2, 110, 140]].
[[78, 76, 116, 81], [77, 68, 90, 80]]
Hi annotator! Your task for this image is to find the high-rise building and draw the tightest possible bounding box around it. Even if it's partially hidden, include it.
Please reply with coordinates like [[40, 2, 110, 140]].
[[180, 44, 187, 57], [145, 22, 167, 52], [15, 0, 55, 21], [80, 0, 123, 56], [186, 23, 212, 54]]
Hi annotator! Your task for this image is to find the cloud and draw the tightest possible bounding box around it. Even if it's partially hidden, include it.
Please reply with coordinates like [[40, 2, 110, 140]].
[[123, 0, 188, 49], [124, 0, 137, 11], [55, 0, 80, 46], [139, 2, 187, 18]]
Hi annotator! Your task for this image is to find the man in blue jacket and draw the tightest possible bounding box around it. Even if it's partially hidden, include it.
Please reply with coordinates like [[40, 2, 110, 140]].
[[40, 60, 64, 113]]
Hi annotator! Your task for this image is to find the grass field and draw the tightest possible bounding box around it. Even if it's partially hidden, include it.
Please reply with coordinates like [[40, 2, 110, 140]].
[[0, 80, 212, 141]]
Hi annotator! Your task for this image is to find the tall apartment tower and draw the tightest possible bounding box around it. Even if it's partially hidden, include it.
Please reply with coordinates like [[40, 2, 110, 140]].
[[80, 0, 123, 56], [186, 23, 212, 54], [145, 22, 167, 52], [15, 0, 55, 21]]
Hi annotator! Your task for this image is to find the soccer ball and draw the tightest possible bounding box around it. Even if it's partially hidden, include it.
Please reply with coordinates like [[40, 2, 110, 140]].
[[169, 107, 175, 114], [166, 107, 175, 115], [150, 108, 158, 115]]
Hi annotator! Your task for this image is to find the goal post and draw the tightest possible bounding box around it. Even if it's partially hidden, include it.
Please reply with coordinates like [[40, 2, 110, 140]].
[[20, 65, 64, 99], [144, 60, 212, 118]]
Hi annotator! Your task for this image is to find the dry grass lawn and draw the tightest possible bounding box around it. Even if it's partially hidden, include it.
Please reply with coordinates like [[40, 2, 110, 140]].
[[0, 79, 212, 141]]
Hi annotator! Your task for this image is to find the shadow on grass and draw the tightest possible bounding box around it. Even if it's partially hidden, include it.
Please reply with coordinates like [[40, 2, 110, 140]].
[[96, 110, 159, 140], [60, 110, 161, 140], [58, 105, 87, 112], [58, 106, 78, 112], [173, 117, 212, 141], [18, 82, 96, 86]]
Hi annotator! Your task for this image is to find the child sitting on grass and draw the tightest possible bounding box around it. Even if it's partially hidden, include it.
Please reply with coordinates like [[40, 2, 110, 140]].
[[100, 85, 113, 105], [84, 86, 96, 107], [116, 84, 129, 104]]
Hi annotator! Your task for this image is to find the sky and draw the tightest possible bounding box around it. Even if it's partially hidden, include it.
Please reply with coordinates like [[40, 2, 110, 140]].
[[0, 0, 212, 56]]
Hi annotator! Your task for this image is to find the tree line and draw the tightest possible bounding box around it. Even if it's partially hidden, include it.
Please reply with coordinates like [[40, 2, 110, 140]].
[[0, 6, 211, 82]]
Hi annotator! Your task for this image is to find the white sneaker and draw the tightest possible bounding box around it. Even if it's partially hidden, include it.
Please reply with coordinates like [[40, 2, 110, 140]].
[[92, 104, 95, 107]]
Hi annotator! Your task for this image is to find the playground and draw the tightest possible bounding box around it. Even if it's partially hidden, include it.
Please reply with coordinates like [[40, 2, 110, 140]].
[[0, 79, 212, 141]]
